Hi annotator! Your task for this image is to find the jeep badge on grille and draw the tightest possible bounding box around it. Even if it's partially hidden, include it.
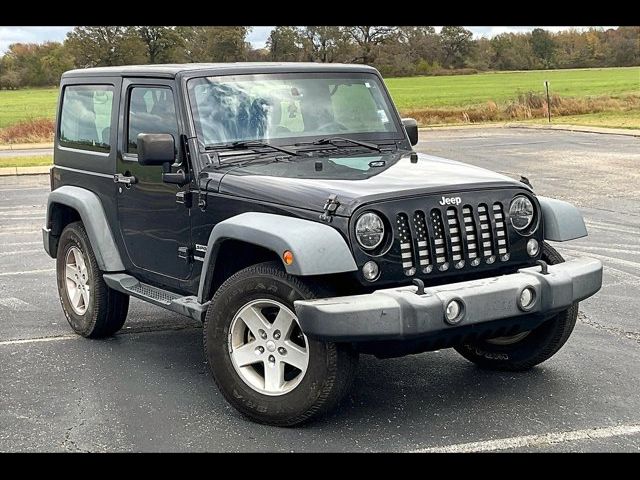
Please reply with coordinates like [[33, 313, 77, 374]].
[[439, 196, 462, 206]]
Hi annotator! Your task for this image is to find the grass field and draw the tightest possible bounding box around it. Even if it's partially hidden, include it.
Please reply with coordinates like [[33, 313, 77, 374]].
[[0, 155, 52, 168], [385, 67, 640, 109], [0, 87, 58, 129], [0, 67, 638, 141]]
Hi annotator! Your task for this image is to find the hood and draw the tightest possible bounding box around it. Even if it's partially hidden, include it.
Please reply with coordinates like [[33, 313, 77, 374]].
[[209, 150, 527, 216]]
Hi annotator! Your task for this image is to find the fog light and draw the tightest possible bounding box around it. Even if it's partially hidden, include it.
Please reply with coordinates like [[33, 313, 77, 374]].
[[445, 299, 464, 324], [422, 265, 433, 274], [527, 239, 539, 257], [518, 287, 536, 311], [471, 258, 480, 267], [486, 255, 496, 264], [362, 261, 379, 281]]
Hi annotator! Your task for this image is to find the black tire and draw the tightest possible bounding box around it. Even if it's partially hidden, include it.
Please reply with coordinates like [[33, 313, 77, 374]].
[[203, 261, 359, 427], [454, 242, 578, 371], [56, 221, 129, 338]]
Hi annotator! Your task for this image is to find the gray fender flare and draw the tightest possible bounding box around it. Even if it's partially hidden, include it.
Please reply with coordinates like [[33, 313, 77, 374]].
[[538, 196, 588, 242], [197, 212, 357, 303], [46, 186, 125, 271]]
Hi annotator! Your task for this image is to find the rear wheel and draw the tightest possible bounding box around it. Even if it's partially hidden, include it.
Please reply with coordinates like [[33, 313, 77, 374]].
[[454, 242, 578, 371], [56, 221, 129, 338], [204, 261, 358, 426]]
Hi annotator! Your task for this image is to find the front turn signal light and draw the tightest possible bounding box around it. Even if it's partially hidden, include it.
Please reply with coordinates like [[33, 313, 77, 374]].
[[283, 250, 294, 265]]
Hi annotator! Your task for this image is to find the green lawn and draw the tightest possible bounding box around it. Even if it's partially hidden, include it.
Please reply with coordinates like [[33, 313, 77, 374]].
[[0, 155, 52, 168], [384, 67, 640, 109], [0, 87, 58, 128], [0, 67, 638, 132]]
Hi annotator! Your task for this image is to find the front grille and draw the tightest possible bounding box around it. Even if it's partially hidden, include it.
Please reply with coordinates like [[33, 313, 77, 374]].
[[395, 202, 511, 276]]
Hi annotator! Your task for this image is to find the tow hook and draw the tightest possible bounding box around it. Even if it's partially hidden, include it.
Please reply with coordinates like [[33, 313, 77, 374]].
[[412, 278, 426, 295], [536, 260, 549, 275]]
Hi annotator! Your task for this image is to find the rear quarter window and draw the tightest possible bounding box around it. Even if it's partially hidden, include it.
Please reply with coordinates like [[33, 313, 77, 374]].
[[58, 85, 114, 153]]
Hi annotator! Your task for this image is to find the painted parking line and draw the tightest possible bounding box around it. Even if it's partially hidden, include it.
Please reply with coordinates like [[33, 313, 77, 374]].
[[0, 205, 45, 210], [0, 211, 44, 216], [0, 335, 77, 346], [0, 225, 41, 231], [0, 241, 41, 247], [0, 219, 45, 223], [0, 297, 38, 311], [412, 424, 640, 453], [0, 231, 40, 236], [0, 249, 44, 257], [0, 268, 55, 277], [585, 222, 640, 236], [560, 248, 640, 271], [0, 187, 48, 192]]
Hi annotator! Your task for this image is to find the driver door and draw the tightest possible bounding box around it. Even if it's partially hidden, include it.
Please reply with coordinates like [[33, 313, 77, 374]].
[[115, 79, 192, 283]]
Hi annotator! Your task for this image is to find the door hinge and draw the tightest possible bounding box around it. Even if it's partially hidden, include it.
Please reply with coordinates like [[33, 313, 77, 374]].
[[319, 194, 340, 223], [178, 246, 192, 262], [176, 191, 192, 208]]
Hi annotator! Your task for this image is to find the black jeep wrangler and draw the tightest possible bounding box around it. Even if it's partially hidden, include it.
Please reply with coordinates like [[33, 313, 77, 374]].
[[43, 63, 602, 426]]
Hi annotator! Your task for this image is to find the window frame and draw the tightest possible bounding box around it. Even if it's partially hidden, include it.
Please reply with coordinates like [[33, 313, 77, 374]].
[[57, 83, 115, 156], [185, 71, 406, 150], [121, 82, 181, 164]]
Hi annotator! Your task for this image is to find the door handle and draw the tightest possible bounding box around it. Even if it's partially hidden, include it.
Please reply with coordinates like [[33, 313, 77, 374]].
[[114, 173, 138, 185]]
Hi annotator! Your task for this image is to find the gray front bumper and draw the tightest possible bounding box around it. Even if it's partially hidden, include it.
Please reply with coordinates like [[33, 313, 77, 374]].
[[294, 258, 602, 342]]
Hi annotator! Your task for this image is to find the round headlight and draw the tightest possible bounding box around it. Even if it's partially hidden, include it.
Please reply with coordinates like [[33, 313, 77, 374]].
[[509, 195, 535, 232], [355, 212, 385, 250]]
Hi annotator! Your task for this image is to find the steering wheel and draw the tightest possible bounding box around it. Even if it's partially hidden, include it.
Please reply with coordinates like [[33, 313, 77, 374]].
[[315, 121, 348, 133]]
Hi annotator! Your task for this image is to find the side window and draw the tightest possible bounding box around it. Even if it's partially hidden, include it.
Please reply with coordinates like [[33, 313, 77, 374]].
[[59, 85, 114, 153], [127, 87, 179, 155]]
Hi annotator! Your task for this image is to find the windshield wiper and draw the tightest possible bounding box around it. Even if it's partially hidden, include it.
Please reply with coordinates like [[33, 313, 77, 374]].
[[312, 136, 381, 152], [205, 140, 298, 156]]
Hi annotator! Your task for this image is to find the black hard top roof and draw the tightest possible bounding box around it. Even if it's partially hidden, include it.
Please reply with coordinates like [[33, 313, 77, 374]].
[[61, 62, 379, 79]]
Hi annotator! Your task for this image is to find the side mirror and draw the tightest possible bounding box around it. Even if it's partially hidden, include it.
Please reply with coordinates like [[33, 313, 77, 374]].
[[401, 118, 419, 146], [137, 133, 175, 166]]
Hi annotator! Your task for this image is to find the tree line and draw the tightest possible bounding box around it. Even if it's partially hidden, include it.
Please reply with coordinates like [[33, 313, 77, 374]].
[[0, 26, 638, 89]]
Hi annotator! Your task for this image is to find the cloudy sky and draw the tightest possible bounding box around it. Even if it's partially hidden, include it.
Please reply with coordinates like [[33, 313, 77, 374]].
[[0, 26, 616, 54]]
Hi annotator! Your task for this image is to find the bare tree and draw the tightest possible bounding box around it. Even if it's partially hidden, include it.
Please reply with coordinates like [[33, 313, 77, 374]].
[[344, 26, 397, 64]]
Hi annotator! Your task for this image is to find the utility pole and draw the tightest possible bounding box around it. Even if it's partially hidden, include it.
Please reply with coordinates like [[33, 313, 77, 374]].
[[544, 80, 551, 123]]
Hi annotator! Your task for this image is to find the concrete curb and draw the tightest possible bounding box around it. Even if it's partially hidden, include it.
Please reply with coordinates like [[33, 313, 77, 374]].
[[505, 123, 640, 137], [418, 123, 640, 137], [0, 142, 54, 151], [418, 123, 508, 131], [0, 166, 51, 176]]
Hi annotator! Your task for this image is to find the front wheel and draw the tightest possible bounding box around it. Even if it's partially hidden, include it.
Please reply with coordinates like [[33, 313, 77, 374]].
[[204, 262, 358, 426], [454, 242, 578, 371]]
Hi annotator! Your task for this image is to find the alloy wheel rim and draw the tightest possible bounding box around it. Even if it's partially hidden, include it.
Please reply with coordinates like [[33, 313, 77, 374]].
[[64, 246, 90, 315], [228, 299, 309, 396]]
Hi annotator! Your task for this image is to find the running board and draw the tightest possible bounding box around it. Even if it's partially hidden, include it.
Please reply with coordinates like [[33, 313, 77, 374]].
[[103, 273, 209, 322]]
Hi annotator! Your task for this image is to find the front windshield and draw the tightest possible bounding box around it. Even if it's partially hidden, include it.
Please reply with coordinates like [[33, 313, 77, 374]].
[[186, 72, 401, 147]]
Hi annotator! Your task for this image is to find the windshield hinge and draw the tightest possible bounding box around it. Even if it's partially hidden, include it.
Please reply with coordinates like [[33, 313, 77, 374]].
[[520, 175, 533, 189], [319, 194, 340, 223], [197, 178, 212, 212]]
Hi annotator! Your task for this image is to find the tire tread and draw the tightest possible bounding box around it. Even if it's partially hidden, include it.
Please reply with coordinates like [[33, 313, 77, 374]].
[[204, 261, 358, 426]]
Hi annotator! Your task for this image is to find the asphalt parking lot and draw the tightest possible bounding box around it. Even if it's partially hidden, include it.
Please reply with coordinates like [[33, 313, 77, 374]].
[[1, 127, 639, 452]]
